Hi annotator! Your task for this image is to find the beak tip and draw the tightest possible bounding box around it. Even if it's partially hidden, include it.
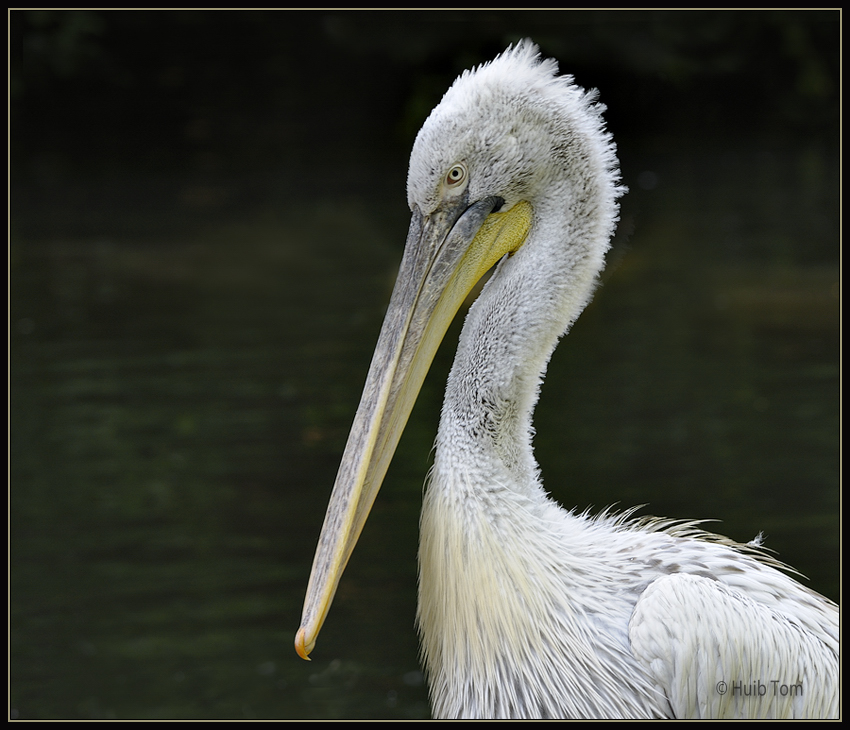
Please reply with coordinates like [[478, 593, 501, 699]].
[[295, 626, 314, 661]]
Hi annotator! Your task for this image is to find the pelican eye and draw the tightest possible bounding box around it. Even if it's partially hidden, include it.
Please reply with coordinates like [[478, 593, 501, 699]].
[[445, 164, 467, 188]]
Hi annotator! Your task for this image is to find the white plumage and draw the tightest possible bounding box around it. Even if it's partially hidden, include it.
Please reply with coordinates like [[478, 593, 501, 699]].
[[297, 41, 838, 719]]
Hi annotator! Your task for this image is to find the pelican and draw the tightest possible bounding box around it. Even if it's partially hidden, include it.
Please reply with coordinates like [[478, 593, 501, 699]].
[[295, 41, 838, 719]]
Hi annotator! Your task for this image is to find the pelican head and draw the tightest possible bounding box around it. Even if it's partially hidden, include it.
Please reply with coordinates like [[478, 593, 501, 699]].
[[295, 40, 619, 662]]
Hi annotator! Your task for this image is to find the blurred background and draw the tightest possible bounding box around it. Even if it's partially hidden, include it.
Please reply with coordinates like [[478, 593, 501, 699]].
[[10, 10, 839, 720]]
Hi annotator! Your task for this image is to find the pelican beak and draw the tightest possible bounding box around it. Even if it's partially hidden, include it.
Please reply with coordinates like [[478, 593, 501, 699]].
[[295, 194, 532, 660]]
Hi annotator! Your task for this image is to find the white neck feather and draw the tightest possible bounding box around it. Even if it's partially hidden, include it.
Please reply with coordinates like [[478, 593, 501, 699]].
[[434, 169, 613, 496], [418, 183, 637, 719]]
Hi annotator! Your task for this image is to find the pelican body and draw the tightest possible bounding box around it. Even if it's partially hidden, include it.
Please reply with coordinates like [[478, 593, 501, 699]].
[[296, 42, 838, 719]]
